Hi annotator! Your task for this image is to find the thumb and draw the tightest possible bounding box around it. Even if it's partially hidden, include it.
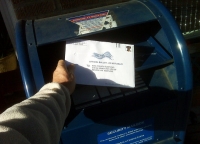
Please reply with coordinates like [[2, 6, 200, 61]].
[[57, 60, 67, 70]]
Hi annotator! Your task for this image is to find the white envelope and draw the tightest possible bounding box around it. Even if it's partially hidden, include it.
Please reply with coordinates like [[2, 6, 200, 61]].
[[65, 39, 135, 88]]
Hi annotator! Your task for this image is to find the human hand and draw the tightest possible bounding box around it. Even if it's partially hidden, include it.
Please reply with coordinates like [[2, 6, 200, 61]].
[[53, 60, 75, 94]]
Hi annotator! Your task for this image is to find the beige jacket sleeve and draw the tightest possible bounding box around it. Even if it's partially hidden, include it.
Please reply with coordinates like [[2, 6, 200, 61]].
[[0, 83, 71, 144]]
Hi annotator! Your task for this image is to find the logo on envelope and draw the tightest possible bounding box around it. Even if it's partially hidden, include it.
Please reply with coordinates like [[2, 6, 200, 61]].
[[92, 52, 113, 60]]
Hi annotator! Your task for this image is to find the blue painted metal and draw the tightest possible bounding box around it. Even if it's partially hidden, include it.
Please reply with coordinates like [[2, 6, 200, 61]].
[[145, 0, 193, 143], [147, 37, 172, 60], [25, 20, 45, 91], [15, 21, 36, 98], [146, 0, 192, 91], [34, 1, 156, 46], [135, 36, 174, 71], [62, 100, 178, 144]]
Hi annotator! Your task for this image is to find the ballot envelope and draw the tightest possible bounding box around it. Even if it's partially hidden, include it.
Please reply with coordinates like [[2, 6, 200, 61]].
[[65, 40, 135, 88]]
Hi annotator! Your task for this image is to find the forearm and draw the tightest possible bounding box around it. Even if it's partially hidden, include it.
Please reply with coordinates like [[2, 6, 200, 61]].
[[0, 83, 71, 144]]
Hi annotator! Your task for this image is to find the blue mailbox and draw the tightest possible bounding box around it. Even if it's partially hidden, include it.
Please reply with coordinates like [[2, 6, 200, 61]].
[[16, 0, 192, 143]]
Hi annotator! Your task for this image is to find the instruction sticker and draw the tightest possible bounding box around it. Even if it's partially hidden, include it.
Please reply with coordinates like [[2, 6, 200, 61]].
[[67, 10, 117, 35], [98, 119, 154, 144]]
